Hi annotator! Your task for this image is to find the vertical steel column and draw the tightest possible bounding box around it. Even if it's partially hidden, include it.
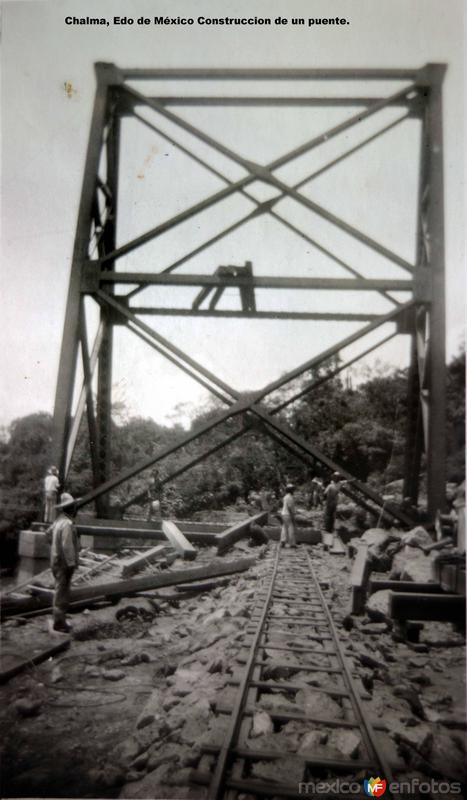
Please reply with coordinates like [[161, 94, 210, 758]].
[[403, 333, 424, 504], [95, 92, 120, 515], [425, 64, 447, 517], [52, 63, 121, 483]]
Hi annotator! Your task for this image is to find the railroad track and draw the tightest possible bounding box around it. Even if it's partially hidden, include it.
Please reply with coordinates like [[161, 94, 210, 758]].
[[191, 543, 396, 800]]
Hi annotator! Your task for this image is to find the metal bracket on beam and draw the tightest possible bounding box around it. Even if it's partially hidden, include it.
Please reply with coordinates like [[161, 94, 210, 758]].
[[413, 269, 433, 303], [415, 63, 448, 89], [108, 295, 129, 325], [396, 306, 416, 334], [95, 62, 124, 86], [81, 261, 100, 293]]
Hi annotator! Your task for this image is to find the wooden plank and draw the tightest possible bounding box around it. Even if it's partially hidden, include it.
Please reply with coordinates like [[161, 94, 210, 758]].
[[201, 743, 373, 771], [174, 577, 231, 593], [350, 542, 370, 614], [76, 524, 217, 544], [0, 639, 70, 685], [350, 543, 369, 586], [216, 512, 268, 554], [74, 553, 119, 585], [120, 544, 170, 577], [162, 520, 197, 560], [73, 516, 227, 533], [11, 558, 254, 612], [390, 592, 467, 623], [330, 534, 346, 555], [369, 579, 442, 595], [61, 557, 256, 602], [321, 532, 334, 549]]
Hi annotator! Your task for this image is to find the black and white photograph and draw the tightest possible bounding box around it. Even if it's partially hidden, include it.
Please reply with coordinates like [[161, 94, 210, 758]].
[[1, 1, 465, 798]]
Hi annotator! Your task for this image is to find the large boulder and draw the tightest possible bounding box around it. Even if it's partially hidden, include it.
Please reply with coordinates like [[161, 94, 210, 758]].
[[390, 546, 436, 582], [365, 590, 391, 621], [361, 528, 390, 549], [401, 526, 433, 549]]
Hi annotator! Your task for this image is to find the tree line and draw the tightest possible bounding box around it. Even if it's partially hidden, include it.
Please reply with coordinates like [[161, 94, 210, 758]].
[[0, 349, 464, 564]]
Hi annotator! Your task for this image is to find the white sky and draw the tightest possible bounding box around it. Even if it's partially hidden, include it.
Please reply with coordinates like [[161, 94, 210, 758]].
[[1, 0, 465, 429]]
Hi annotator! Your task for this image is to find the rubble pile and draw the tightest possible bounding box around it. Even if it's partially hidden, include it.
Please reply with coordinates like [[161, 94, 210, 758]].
[[0, 531, 465, 798]]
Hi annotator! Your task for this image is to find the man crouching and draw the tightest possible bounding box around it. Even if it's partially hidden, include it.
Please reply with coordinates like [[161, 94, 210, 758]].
[[47, 492, 79, 633]]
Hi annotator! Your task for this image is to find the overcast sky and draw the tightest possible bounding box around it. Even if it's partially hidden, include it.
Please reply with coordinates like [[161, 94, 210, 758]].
[[1, 0, 465, 430]]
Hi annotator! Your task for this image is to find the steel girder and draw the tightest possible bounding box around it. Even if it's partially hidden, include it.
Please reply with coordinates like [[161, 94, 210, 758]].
[[52, 63, 447, 521]]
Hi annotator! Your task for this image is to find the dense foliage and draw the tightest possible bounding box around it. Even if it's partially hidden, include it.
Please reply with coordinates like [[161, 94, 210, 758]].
[[0, 350, 464, 563]]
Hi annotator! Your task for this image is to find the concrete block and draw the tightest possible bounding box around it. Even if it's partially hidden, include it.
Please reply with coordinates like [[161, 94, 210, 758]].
[[18, 530, 49, 559]]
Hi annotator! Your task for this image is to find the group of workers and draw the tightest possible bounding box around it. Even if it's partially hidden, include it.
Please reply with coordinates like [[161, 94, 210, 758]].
[[279, 472, 350, 547], [41, 463, 350, 632]]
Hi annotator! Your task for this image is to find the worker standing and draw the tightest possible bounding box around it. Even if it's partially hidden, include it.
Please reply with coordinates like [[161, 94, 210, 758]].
[[43, 466, 60, 524], [47, 493, 80, 633], [310, 476, 324, 508], [323, 472, 351, 533], [280, 484, 297, 548]]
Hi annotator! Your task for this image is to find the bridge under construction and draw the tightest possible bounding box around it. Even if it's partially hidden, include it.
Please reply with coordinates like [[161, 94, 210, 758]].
[[51, 63, 447, 524]]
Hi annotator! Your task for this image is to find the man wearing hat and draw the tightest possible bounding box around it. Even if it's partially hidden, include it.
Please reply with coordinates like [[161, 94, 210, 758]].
[[280, 484, 297, 548], [47, 493, 80, 633], [43, 466, 60, 524]]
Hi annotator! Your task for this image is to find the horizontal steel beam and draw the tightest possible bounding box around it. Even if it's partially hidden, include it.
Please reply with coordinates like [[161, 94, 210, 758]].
[[88, 271, 413, 292], [129, 308, 381, 322], [120, 67, 419, 80], [122, 95, 416, 108]]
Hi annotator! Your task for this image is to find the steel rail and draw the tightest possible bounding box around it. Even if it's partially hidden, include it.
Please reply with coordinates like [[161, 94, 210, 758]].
[[207, 542, 282, 799], [303, 549, 398, 792], [193, 545, 399, 799]]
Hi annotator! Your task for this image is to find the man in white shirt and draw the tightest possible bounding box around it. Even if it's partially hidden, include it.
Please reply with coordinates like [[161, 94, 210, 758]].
[[281, 484, 297, 548], [44, 466, 60, 523]]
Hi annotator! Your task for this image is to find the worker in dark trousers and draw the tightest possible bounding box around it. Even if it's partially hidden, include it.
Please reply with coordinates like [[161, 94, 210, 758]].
[[43, 466, 60, 523], [310, 476, 324, 508], [47, 493, 79, 633], [280, 484, 297, 548], [323, 473, 351, 533]]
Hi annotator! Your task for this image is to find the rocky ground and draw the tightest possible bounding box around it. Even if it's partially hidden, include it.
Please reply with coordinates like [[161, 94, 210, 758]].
[[0, 527, 465, 799]]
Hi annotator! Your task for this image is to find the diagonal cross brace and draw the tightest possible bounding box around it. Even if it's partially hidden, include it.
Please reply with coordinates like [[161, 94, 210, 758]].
[[129, 108, 408, 309], [77, 289, 413, 524], [111, 329, 397, 512], [99, 81, 416, 271]]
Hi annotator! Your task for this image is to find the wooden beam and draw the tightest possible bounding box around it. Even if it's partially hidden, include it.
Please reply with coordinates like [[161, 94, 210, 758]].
[[330, 534, 347, 555], [162, 520, 197, 560], [32, 556, 256, 604], [120, 544, 171, 577], [350, 543, 371, 614], [216, 512, 268, 554], [0, 639, 70, 685], [390, 592, 466, 623], [369, 579, 443, 595], [76, 523, 217, 544]]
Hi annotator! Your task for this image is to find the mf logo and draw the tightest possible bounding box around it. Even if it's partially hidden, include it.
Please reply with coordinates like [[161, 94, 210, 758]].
[[364, 778, 387, 797]]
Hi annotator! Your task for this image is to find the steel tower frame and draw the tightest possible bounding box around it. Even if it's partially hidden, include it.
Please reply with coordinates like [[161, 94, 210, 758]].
[[51, 62, 447, 522]]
